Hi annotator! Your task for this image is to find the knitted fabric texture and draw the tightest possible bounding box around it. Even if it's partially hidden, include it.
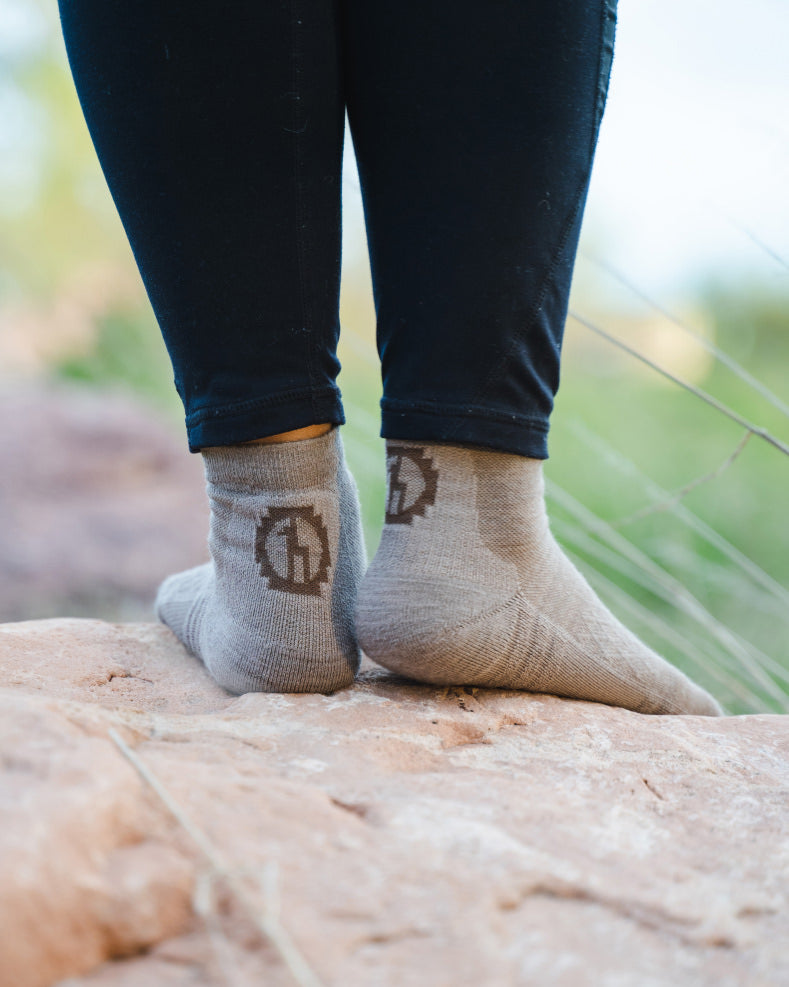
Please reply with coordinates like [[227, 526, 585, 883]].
[[156, 429, 365, 694], [357, 440, 722, 716]]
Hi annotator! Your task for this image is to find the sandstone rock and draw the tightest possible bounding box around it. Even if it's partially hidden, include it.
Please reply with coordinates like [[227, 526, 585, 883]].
[[0, 383, 208, 622], [1, 618, 787, 987]]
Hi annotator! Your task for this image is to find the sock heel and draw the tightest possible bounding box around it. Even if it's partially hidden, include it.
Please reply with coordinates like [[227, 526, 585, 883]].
[[355, 571, 516, 685]]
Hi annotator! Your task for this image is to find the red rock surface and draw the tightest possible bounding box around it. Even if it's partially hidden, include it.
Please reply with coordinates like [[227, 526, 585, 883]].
[[0, 383, 208, 621], [1, 619, 787, 987]]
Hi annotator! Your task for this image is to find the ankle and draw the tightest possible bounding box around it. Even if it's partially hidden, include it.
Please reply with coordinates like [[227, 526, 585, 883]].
[[247, 423, 333, 445]]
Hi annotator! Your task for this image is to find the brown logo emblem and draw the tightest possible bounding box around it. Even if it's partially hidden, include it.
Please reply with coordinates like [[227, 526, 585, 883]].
[[254, 505, 331, 596], [385, 446, 438, 525]]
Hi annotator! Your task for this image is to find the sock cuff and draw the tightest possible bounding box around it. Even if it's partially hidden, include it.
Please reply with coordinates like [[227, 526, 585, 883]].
[[384, 438, 544, 500], [202, 427, 343, 491]]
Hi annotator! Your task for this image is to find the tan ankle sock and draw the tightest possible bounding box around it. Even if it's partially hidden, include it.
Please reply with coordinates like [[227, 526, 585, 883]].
[[356, 440, 722, 715], [155, 428, 365, 694]]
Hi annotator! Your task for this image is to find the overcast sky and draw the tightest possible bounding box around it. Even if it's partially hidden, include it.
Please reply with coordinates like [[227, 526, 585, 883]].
[[582, 0, 789, 297]]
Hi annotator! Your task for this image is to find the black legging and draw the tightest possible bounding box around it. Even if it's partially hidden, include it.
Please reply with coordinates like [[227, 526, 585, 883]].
[[58, 0, 617, 457]]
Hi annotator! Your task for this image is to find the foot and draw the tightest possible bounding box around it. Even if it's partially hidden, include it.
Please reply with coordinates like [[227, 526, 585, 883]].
[[156, 428, 366, 694], [356, 440, 722, 715]]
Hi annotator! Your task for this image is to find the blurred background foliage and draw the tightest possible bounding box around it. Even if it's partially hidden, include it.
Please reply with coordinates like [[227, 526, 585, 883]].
[[2, 0, 788, 713]]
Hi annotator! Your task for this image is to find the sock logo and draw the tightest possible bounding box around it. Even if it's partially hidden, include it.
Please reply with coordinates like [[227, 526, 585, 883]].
[[255, 506, 331, 596], [385, 446, 438, 525]]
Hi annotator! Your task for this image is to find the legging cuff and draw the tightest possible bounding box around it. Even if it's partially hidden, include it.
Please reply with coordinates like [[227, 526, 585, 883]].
[[186, 386, 344, 451], [381, 399, 549, 460]]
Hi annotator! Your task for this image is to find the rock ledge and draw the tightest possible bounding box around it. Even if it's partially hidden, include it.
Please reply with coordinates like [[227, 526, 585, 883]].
[[1, 619, 787, 987]]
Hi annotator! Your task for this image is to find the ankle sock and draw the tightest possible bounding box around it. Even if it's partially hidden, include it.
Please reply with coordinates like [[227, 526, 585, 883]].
[[155, 428, 365, 694], [356, 440, 722, 715]]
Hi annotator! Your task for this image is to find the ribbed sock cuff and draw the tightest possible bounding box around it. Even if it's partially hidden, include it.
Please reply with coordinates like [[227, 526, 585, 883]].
[[202, 427, 343, 492]]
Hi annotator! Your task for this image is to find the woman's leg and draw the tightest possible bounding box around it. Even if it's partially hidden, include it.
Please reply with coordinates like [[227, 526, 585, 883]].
[[58, 0, 345, 446], [342, 0, 612, 455], [59, 0, 365, 692], [347, 0, 721, 714]]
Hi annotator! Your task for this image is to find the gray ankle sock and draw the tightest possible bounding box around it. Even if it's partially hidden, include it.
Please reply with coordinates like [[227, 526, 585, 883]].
[[356, 440, 722, 716], [156, 428, 366, 694]]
